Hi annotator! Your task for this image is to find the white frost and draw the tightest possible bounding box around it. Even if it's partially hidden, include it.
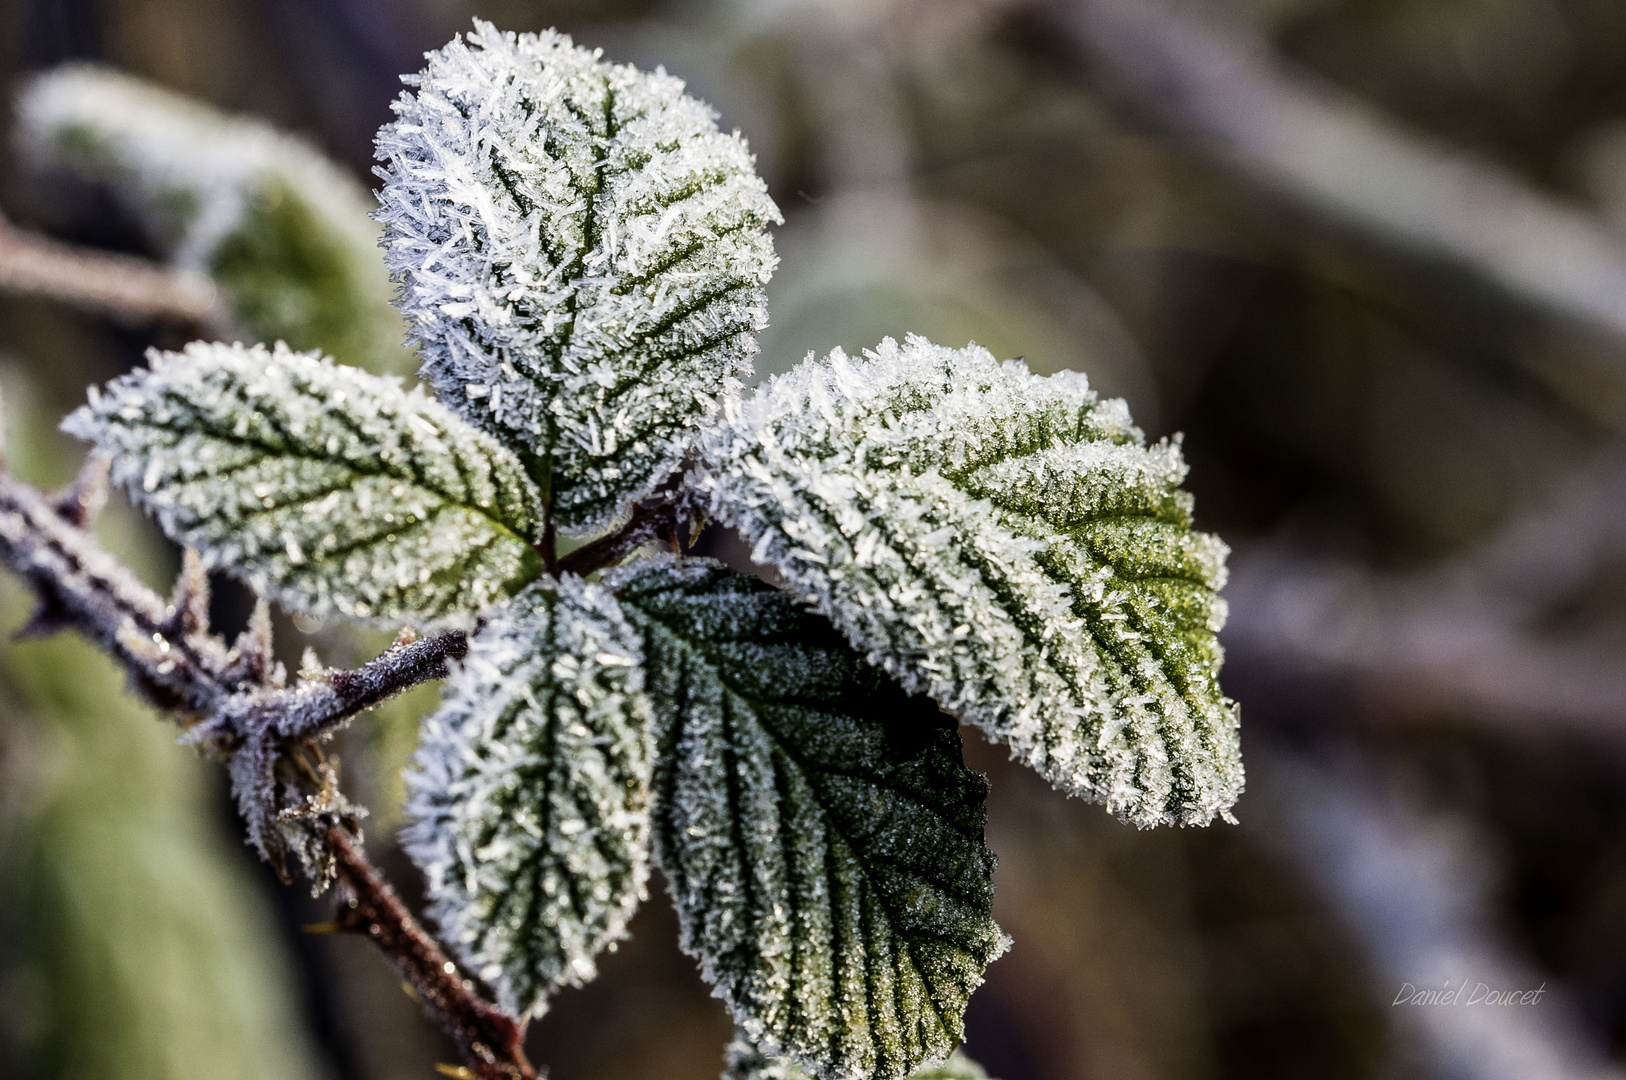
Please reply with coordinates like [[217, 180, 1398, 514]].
[[376, 21, 782, 533], [695, 335, 1243, 828]]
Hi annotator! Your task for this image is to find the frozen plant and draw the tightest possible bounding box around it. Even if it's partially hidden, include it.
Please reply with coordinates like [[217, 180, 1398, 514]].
[[8, 20, 1242, 1080]]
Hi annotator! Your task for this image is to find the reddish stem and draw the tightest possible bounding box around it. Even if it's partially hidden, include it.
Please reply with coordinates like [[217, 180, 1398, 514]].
[[330, 832, 536, 1080]]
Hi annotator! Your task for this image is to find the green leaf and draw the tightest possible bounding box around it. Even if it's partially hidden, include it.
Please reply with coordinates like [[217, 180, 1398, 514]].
[[697, 335, 1242, 828], [726, 1034, 994, 1080], [376, 22, 782, 533], [403, 577, 653, 1019], [64, 341, 543, 623], [610, 558, 1007, 1080], [16, 64, 409, 374]]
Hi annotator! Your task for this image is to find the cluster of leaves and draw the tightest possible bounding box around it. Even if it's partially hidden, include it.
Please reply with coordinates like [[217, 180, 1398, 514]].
[[58, 22, 1240, 1080]]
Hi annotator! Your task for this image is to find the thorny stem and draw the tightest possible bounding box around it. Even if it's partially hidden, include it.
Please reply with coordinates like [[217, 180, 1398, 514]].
[[330, 832, 536, 1080], [0, 459, 534, 1080]]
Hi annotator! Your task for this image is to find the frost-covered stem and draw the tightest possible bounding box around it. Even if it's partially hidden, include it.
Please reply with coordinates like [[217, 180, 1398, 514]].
[[329, 831, 537, 1080], [556, 500, 681, 578], [0, 455, 227, 712], [0, 211, 228, 331], [0, 459, 528, 1076]]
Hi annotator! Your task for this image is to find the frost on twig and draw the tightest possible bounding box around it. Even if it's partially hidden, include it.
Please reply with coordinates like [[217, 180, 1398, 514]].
[[375, 22, 781, 533], [698, 335, 1241, 828], [64, 341, 544, 624], [613, 558, 1006, 1080], [404, 577, 653, 1019], [15, 64, 405, 372]]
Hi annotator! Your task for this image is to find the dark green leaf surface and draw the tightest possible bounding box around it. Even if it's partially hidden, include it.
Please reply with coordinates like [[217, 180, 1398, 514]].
[[611, 558, 1007, 1080]]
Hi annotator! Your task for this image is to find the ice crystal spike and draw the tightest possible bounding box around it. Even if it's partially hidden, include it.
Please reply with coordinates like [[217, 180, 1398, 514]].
[[611, 558, 1006, 1080], [375, 21, 782, 534], [726, 1035, 994, 1080], [402, 577, 653, 1019], [696, 335, 1243, 829], [64, 341, 544, 624], [16, 64, 406, 373]]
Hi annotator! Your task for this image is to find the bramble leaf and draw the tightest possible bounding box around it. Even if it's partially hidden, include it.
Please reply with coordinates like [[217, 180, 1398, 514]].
[[375, 21, 782, 533], [16, 65, 408, 374], [611, 558, 1006, 1080], [726, 1034, 994, 1080], [696, 335, 1242, 828], [403, 576, 652, 1019], [64, 341, 543, 623]]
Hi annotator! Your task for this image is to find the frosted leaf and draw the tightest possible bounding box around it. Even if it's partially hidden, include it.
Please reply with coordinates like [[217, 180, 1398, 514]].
[[611, 558, 1006, 1080], [696, 336, 1242, 829], [16, 64, 406, 373], [402, 577, 652, 1019], [64, 341, 543, 623], [375, 21, 782, 533], [726, 1034, 993, 1080]]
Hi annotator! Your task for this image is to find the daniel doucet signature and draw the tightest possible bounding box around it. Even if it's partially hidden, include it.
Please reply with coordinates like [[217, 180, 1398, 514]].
[[1394, 979, 1548, 1007]]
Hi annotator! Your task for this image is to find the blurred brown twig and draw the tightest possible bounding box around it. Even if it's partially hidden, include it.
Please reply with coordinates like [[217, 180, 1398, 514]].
[[1047, 0, 1626, 353], [0, 210, 230, 333]]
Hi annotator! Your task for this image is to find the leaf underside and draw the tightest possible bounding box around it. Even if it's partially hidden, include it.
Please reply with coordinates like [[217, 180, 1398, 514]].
[[612, 558, 1006, 1080], [376, 21, 781, 533], [64, 341, 543, 623], [403, 577, 652, 1019], [699, 335, 1242, 828]]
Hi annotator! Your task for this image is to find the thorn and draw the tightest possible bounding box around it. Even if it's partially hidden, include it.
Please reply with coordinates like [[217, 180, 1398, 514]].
[[401, 980, 422, 1004], [13, 595, 73, 640], [166, 548, 210, 637], [393, 626, 419, 649], [300, 921, 342, 935], [298, 646, 326, 683], [52, 451, 110, 528], [433, 1066, 474, 1079], [224, 598, 274, 687]]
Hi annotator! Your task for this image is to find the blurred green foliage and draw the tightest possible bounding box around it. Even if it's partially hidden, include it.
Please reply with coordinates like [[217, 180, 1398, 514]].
[[0, 370, 316, 1080]]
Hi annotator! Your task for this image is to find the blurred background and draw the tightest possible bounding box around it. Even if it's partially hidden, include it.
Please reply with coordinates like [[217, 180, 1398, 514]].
[[3, 0, 1626, 1077]]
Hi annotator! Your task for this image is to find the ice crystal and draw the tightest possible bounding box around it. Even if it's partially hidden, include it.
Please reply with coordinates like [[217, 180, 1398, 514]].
[[16, 64, 405, 372], [726, 1035, 993, 1080], [696, 336, 1242, 828], [402, 576, 652, 1018], [64, 341, 543, 623], [612, 558, 1006, 1080], [375, 21, 782, 533]]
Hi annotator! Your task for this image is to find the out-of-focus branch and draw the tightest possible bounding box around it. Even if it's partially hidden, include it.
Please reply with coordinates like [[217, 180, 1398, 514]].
[[1446, 441, 1626, 617], [1047, 0, 1626, 352], [1224, 433, 1626, 735], [0, 211, 229, 332], [1260, 752, 1626, 1080], [1223, 548, 1626, 735], [0, 454, 534, 1080]]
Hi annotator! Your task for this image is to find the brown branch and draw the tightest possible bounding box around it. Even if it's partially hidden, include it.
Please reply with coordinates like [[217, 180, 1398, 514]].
[[331, 832, 535, 1080], [0, 458, 532, 1080], [0, 211, 230, 332], [557, 500, 681, 578]]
